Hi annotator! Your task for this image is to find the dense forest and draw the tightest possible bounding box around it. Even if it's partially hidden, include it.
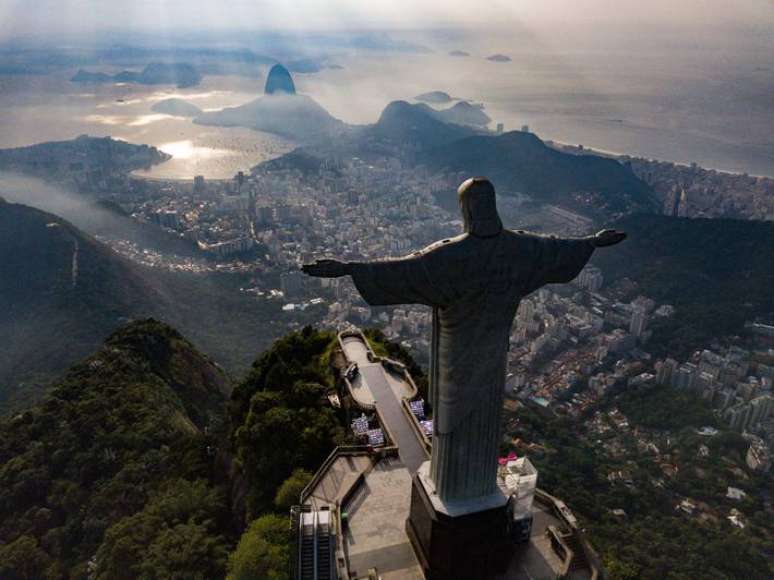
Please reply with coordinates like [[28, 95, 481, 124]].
[[0, 320, 232, 578], [229, 327, 350, 520], [0, 321, 353, 579]]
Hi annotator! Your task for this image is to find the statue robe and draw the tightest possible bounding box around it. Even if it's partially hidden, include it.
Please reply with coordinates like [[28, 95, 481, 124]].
[[350, 229, 595, 502]]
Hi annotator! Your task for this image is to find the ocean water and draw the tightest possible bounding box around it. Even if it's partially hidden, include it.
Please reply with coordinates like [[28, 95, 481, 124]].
[[0, 44, 771, 178], [305, 50, 773, 177], [0, 74, 294, 179]]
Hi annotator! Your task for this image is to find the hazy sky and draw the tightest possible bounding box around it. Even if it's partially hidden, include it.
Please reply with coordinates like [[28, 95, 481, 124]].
[[1, 0, 772, 41]]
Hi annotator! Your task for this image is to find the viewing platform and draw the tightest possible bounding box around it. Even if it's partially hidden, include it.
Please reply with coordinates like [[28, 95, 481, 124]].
[[339, 329, 429, 474], [291, 326, 602, 580]]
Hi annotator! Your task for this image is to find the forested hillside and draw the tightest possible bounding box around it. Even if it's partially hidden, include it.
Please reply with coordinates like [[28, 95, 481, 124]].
[[230, 328, 350, 519], [0, 320, 232, 578], [0, 199, 171, 411], [0, 200, 286, 413], [0, 323, 364, 579], [421, 130, 657, 213]]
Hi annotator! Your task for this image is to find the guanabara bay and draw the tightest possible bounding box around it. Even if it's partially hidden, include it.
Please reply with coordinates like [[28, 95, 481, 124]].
[[0, 2, 772, 579]]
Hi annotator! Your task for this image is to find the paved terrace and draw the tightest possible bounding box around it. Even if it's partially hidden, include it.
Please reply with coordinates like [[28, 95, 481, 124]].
[[295, 330, 600, 579], [340, 332, 429, 474], [343, 457, 424, 579], [333, 456, 586, 580]]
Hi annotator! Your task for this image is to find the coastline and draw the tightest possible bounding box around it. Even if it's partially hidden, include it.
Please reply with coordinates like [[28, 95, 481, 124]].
[[544, 139, 773, 180]]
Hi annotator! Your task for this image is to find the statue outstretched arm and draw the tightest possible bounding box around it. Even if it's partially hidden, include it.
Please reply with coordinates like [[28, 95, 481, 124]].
[[521, 229, 626, 292], [301, 259, 352, 278], [302, 253, 443, 306]]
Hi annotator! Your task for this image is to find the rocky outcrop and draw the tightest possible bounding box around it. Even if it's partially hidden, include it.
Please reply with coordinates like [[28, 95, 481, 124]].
[[264, 63, 296, 95]]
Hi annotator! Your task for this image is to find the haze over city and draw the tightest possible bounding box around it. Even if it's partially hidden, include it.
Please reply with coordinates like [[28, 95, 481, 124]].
[[0, 2, 772, 579]]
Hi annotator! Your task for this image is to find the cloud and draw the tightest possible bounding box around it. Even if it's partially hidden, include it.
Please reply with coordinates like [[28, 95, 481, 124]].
[[0, 0, 771, 40], [0, 172, 117, 233]]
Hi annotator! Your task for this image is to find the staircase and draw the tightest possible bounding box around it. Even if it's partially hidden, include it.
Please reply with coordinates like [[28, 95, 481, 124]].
[[564, 533, 590, 576], [296, 508, 336, 580], [299, 511, 316, 579], [316, 515, 332, 580]]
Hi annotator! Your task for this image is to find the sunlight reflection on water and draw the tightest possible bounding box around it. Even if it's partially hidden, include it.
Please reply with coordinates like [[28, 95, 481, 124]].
[[156, 140, 232, 160]]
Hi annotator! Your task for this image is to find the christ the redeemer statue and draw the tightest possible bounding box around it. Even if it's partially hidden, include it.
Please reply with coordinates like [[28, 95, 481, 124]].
[[302, 177, 625, 504]]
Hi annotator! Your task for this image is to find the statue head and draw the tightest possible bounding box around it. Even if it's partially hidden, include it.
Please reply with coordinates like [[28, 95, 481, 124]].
[[458, 177, 502, 238]]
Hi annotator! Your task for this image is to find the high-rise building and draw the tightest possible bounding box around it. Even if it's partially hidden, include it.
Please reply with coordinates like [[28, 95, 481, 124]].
[[749, 395, 774, 428], [577, 265, 604, 292], [676, 189, 689, 217], [517, 298, 535, 326], [715, 388, 736, 410], [656, 358, 679, 386], [675, 362, 697, 390], [235, 170, 245, 192], [694, 371, 716, 393], [746, 439, 771, 473], [193, 175, 206, 195], [629, 305, 648, 338], [724, 404, 751, 432], [153, 209, 181, 230], [255, 205, 274, 225]]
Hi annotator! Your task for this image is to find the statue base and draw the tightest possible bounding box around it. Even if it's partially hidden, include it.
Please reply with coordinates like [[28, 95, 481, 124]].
[[406, 462, 514, 580]]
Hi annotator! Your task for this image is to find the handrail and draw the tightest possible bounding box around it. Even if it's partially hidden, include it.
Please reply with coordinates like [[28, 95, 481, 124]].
[[339, 329, 420, 400], [534, 489, 604, 579], [545, 524, 574, 578], [299, 445, 372, 504]]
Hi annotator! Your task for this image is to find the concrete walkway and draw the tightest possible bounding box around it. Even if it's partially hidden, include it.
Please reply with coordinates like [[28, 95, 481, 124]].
[[341, 335, 429, 474]]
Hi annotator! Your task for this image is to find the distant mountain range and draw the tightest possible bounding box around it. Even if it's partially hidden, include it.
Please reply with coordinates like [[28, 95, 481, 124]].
[[238, 97, 657, 216], [355, 101, 654, 212], [192, 64, 345, 141], [71, 62, 202, 88], [184, 67, 487, 144]]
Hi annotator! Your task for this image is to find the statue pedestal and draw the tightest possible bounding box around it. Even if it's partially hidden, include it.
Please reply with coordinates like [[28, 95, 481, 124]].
[[406, 462, 514, 580]]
